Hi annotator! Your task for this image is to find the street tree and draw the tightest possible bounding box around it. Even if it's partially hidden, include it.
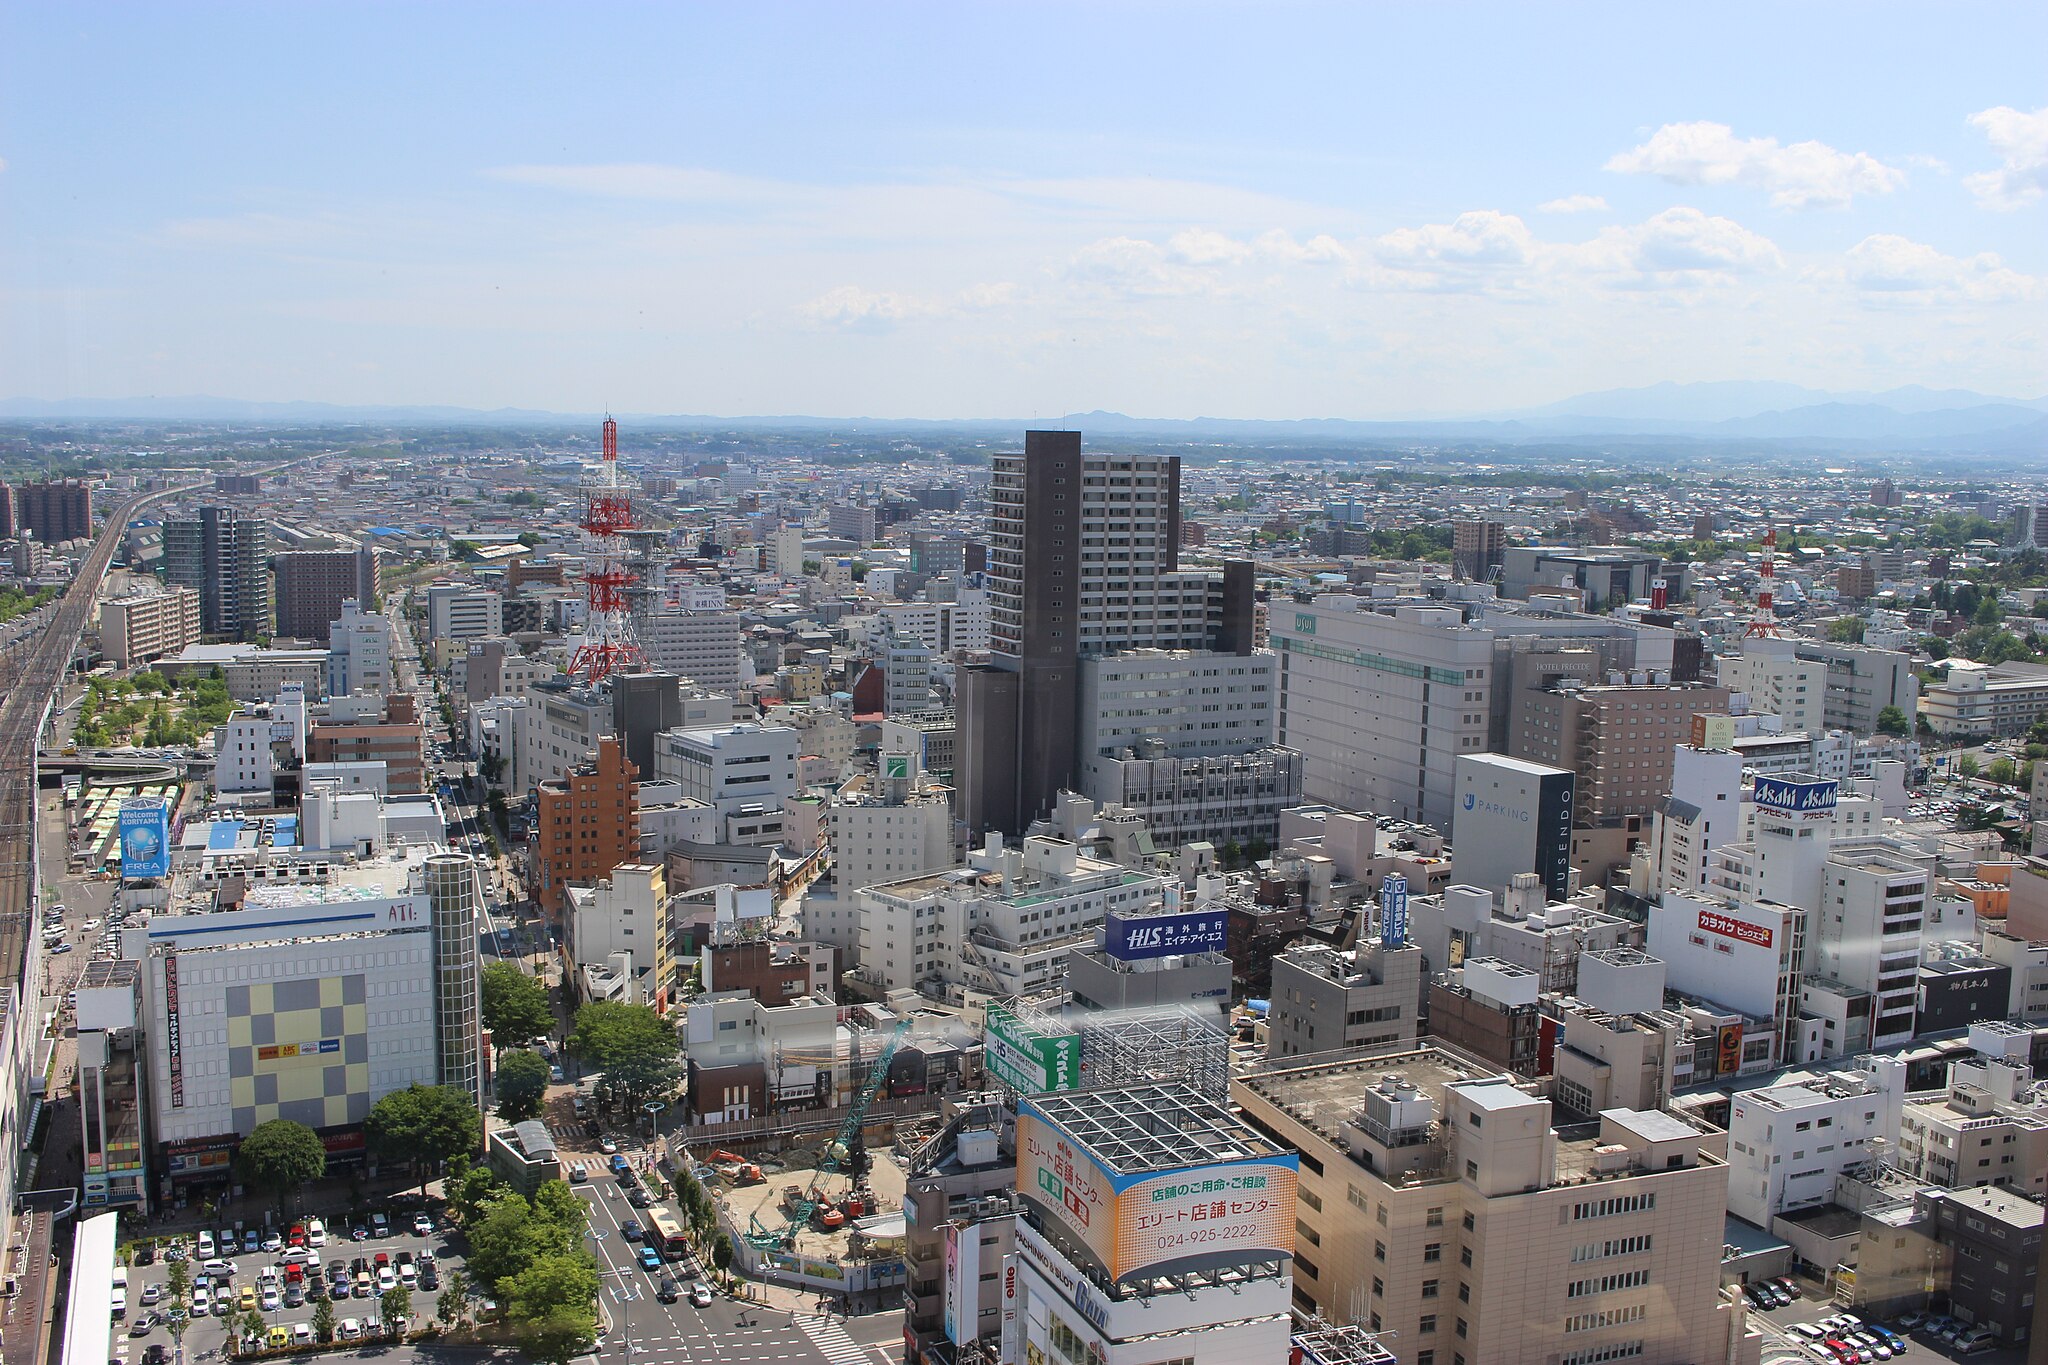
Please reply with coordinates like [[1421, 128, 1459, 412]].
[[365, 1084, 481, 1192], [711, 1232, 735, 1277], [499, 1252, 600, 1364], [568, 1000, 680, 1108], [381, 1284, 411, 1338], [482, 961, 553, 1050], [495, 1048, 550, 1121], [311, 1296, 336, 1343], [234, 1118, 326, 1215]]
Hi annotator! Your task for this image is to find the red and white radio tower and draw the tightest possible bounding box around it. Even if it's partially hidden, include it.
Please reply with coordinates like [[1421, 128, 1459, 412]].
[[567, 417, 646, 684], [1745, 524, 1781, 638]]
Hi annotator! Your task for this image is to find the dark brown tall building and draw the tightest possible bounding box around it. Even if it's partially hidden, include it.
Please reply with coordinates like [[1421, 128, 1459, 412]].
[[532, 738, 641, 914], [273, 549, 367, 642], [0, 482, 15, 539], [1453, 518, 1507, 582], [956, 431, 1255, 835], [16, 479, 93, 544]]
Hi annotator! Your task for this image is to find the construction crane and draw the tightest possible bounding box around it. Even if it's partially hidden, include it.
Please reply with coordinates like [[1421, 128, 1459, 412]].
[[745, 1016, 913, 1251]]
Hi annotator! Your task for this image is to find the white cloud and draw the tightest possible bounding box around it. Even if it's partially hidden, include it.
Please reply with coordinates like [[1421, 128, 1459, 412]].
[[1376, 210, 1536, 267], [1836, 234, 2043, 303], [1605, 121, 1906, 209], [1538, 194, 1609, 213], [1964, 105, 2048, 209], [1067, 236, 1217, 297], [1165, 228, 1253, 266], [1254, 229, 1352, 265], [800, 286, 924, 330]]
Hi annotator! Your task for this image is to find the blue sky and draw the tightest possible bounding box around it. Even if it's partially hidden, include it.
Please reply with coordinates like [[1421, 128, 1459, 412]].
[[4, 3, 2044, 418]]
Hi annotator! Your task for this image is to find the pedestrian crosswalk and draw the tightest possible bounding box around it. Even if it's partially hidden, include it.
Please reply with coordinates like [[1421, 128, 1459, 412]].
[[792, 1313, 867, 1365]]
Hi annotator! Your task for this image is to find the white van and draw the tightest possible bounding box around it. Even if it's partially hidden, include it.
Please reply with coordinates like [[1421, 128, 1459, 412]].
[[110, 1266, 128, 1318]]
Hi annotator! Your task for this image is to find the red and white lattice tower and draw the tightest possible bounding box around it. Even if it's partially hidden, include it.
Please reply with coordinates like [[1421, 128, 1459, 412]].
[[567, 417, 646, 684], [1745, 524, 1781, 638]]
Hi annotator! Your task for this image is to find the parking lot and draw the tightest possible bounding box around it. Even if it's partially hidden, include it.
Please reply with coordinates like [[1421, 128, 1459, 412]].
[[114, 1200, 460, 1362], [1746, 1286, 2030, 1365]]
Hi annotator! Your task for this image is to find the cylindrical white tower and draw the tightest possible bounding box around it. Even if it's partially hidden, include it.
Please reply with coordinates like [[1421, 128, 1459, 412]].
[[425, 852, 485, 1109]]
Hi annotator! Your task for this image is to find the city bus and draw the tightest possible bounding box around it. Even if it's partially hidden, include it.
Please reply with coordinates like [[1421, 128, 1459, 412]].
[[647, 1208, 689, 1262]]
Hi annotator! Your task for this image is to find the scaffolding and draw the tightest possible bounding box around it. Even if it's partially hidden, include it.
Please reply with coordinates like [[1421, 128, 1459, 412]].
[[1077, 1005, 1231, 1104], [1291, 1322, 1400, 1365]]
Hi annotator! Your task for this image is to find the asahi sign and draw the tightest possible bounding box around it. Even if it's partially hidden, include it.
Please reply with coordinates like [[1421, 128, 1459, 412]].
[[1753, 776, 1838, 819], [164, 952, 185, 1108]]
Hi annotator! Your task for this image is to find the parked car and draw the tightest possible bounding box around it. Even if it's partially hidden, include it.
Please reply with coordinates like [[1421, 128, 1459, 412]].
[[369, 1211, 390, 1238], [337, 1319, 363, 1341], [412, 1213, 433, 1236]]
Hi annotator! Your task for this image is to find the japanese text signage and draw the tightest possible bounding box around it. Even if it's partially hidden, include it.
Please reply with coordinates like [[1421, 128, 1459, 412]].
[[1697, 908, 1774, 950], [1016, 1104, 1299, 1285], [1102, 908, 1229, 962], [164, 953, 185, 1108], [1753, 776, 1838, 819], [984, 1006, 1081, 1095]]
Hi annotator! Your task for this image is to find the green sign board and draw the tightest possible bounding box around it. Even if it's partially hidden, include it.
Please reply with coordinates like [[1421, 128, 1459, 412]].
[[883, 754, 910, 780], [1294, 612, 1317, 636], [984, 1005, 1081, 1095]]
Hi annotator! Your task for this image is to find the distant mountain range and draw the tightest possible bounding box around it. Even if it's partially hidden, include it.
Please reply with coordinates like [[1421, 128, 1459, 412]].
[[3, 382, 2044, 452]]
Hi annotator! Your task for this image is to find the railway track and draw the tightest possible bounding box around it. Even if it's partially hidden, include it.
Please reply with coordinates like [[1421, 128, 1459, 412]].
[[0, 481, 201, 991]]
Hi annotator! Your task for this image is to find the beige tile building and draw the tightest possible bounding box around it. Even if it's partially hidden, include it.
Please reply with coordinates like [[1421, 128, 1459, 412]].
[[1235, 1043, 1757, 1365]]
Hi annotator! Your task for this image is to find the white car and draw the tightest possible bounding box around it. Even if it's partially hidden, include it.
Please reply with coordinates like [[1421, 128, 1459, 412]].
[[280, 1248, 317, 1266], [337, 1318, 362, 1340], [689, 1281, 713, 1308], [291, 1323, 313, 1346], [412, 1213, 432, 1236], [398, 1262, 416, 1286], [306, 1218, 327, 1247], [376, 1266, 396, 1292], [189, 1287, 211, 1315], [259, 1287, 280, 1312], [261, 1231, 283, 1252], [197, 1232, 216, 1258]]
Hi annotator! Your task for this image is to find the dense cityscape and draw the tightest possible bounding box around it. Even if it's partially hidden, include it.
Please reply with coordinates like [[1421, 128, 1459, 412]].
[[0, 411, 2040, 1365], [5, 5, 2046, 1365]]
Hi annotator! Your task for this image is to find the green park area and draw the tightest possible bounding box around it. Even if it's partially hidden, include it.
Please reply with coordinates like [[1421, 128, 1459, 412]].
[[73, 667, 234, 749]]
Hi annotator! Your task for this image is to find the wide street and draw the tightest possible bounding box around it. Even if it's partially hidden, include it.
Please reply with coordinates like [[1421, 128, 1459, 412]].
[[573, 1174, 895, 1365]]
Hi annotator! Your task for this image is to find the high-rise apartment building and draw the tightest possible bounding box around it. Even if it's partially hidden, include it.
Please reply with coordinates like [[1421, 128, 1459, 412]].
[[957, 431, 1254, 834], [424, 582, 503, 642], [532, 736, 642, 914], [326, 599, 395, 698], [1790, 640, 1919, 735], [1508, 681, 1731, 827], [0, 482, 16, 538], [274, 548, 371, 642], [1236, 1045, 1746, 1365], [99, 584, 202, 669], [15, 478, 93, 544], [1453, 518, 1507, 582], [164, 506, 272, 641]]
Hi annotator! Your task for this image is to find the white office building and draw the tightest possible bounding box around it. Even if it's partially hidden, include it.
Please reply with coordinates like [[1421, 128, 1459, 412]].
[[640, 610, 747, 693], [854, 835, 1167, 1000], [425, 583, 503, 641], [1723, 1060, 1906, 1228], [1718, 638, 1825, 736], [1270, 599, 1495, 828], [654, 722, 799, 846]]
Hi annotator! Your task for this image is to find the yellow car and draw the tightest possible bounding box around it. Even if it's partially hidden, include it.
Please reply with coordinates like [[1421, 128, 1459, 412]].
[[266, 1326, 290, 1349], [237, 1285, 257, 1312]]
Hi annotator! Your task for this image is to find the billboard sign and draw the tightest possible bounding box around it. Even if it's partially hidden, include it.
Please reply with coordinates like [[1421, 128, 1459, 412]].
[[1102, 908, 1229, 962], [1753, 776, 1838, 819], [984, 1006, 1081, 1095], [1015, 1106, 1299, 1285], [1379, 875, 1409, 949], [1697, 907, 1774, 950], [1716, 1023, 1745, 1076], [883, 753, 911, 781], [164, 953, 185, 1108], [119, 798, 172, 879]]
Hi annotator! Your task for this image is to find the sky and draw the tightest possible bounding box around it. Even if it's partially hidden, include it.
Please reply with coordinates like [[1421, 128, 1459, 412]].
[[3, 3, 2045, 420]]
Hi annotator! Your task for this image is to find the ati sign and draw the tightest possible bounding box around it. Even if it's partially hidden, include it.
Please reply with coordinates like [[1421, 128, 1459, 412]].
[[1697, 908, 1774, 950], [1753, 776, 1838, 818]]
